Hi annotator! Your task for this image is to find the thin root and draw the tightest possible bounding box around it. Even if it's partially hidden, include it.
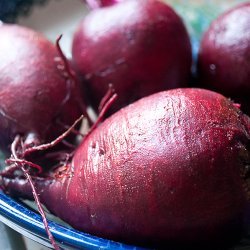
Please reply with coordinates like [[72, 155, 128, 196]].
[[87, 93, 117, 138], [10, 136, 60, 250], [98, 84, 115, 112], [5, 158, 42, 174], [61, 140, 77, 149], [55, 35, 92, 125], [56, 119, 85, 137], [56, 35, 78, 84], [24, 115, 83, 156]]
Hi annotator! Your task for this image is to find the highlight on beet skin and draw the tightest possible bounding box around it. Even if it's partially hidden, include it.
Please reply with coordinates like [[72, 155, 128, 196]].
[[0, 24, 88, 156], [1, 88, 250, 249], [197, 2, 250, 115], [72, 0, 192, 116]]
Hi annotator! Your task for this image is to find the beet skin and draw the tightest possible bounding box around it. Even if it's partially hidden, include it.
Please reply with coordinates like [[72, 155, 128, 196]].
[[0, 24, 84, 154], [197, 2, 250, 114], [72, 0, 192, 115], [2, 88, 250, 248]]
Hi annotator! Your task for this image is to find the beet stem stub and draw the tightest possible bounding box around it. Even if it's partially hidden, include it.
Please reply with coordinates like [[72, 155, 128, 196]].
[[10, 136, 60, 250], [84, 0, 122, 9], [98, 83, 115, 112], [86, 93, 117, 138]]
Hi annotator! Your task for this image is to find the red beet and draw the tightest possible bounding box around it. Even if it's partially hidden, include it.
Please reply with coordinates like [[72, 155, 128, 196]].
[[0, 24, 85, 154], [2, 88, 250, 248], [86, 0, 123, 8], [72, 0, 192, 115], [197, 2, 250, 113]]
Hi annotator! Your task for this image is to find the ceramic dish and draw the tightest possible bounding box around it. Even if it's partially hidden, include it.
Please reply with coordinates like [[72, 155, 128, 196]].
[[0, 190, 146, 249]]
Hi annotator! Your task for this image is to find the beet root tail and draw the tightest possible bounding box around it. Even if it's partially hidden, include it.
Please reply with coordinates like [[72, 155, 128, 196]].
[[0, 175, 61, 250], [1, 176, 33, 199]]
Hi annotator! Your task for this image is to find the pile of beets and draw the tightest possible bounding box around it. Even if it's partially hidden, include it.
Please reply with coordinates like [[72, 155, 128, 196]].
[[0, 0, 249, 249]]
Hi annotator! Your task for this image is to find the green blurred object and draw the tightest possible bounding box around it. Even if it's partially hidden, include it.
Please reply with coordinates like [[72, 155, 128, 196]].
[[165, 0, 246, 57]]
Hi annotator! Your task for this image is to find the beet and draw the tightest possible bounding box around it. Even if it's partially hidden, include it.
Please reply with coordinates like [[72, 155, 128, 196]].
[[72, 0, 192, 115], [197, 2, 250, 114], [0, 24, 85, 155], [86, 0, 123, 8], [2, 88, 250, 248]]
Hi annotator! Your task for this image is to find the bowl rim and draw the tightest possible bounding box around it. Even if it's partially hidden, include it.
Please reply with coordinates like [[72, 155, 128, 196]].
[[0, 190, 146, 250]]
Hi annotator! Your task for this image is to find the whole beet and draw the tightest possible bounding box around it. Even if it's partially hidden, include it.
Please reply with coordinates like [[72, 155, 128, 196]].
[[72, 0, 192, 115], [2, 88, 250, 248], [0, 24, 85, 154], [197, 2, 250, 114]]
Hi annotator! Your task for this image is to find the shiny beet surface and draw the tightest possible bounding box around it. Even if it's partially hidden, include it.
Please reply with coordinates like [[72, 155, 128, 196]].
[[197, 2, 250, 114], [2, 88, 250, 248], [72, 0, 192, 115], [0, 24, 84, 153]]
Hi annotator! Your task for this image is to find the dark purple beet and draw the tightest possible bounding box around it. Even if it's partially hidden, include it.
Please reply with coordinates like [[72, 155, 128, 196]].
[[0, 24, 85, 154], [72, 0, 192, 115], [197, 2, 250, 114], [2, 88, 250, 248]]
